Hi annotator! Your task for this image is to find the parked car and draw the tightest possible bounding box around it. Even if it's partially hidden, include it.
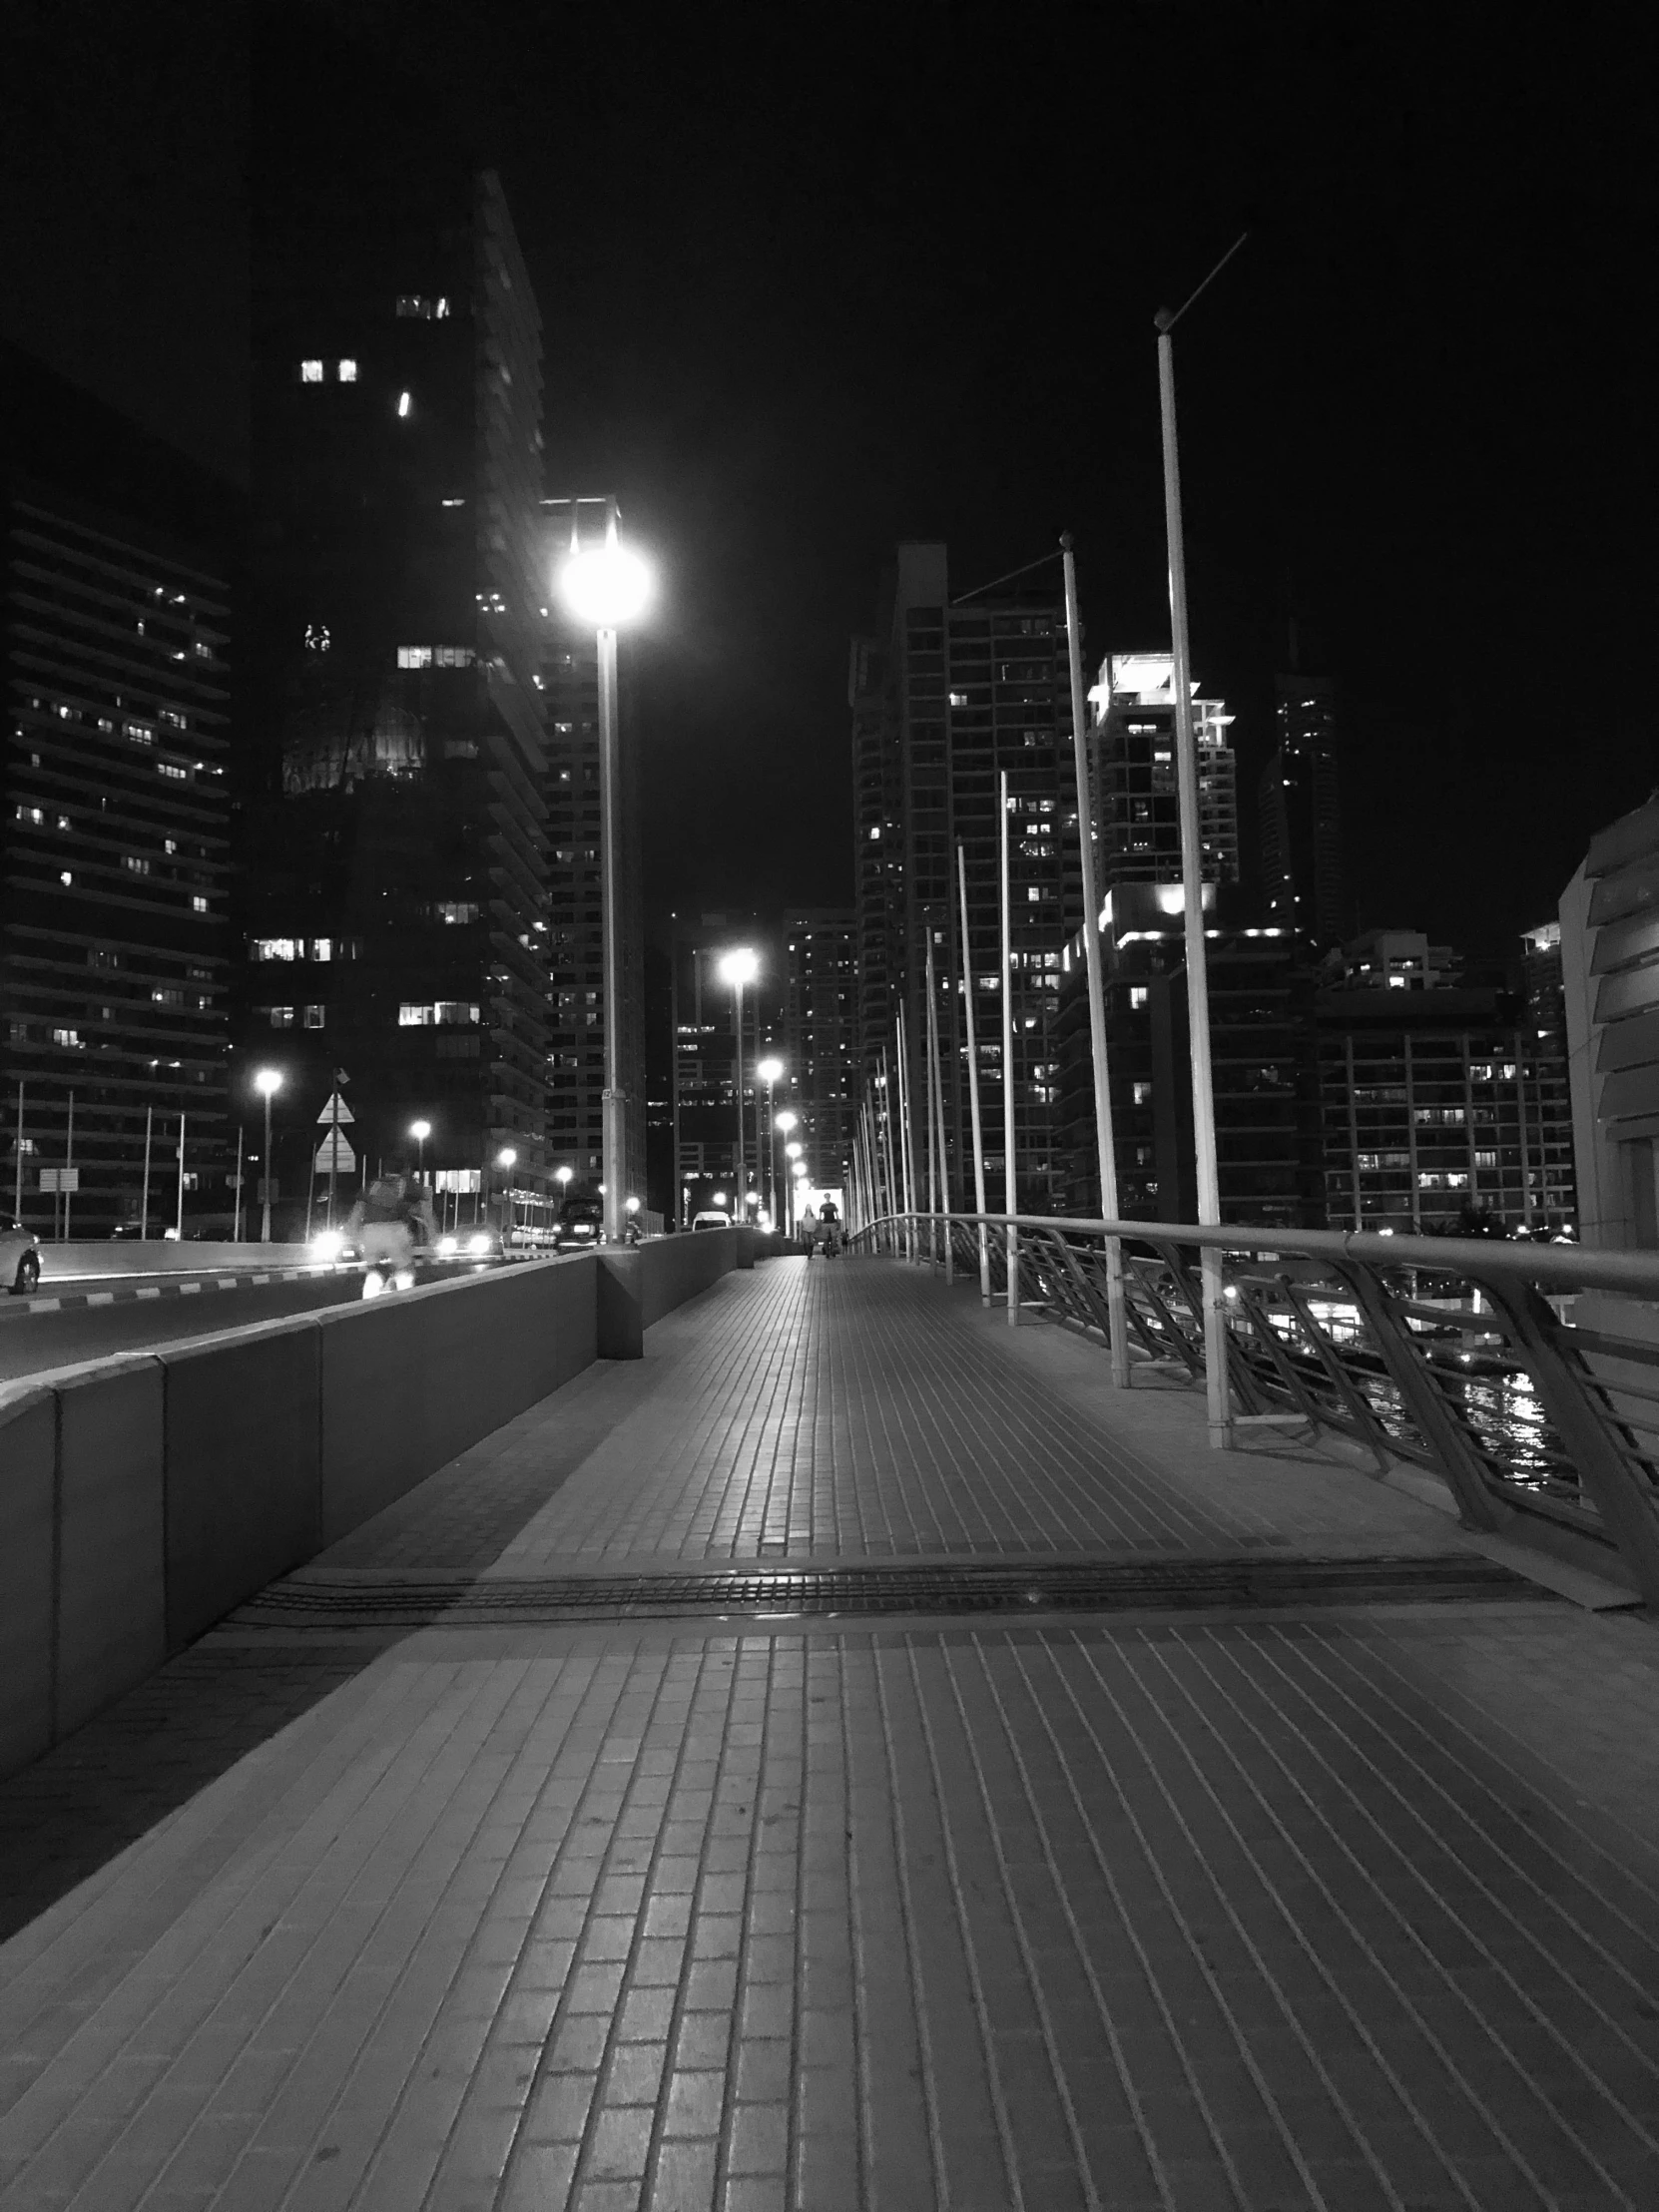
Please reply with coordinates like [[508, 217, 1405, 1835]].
[[691, 1210, 733, 1233], [2, 1214, 41, 1295]]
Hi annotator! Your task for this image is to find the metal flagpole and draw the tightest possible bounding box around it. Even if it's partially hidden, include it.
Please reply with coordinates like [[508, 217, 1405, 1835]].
[[1060, 534, 1130, 1386], [925, 931, 951, 1283], [999, 774, 1018, 1325], [233, 1123, 243, 1242], [894, 1005, 917, 1255], [878, 1050, 900, 1251], [327, 1078, 341, 1227], [141, 1104, 153, 1239], [64, 1091, 75, 1241], [13, 1081, 23, 1218], [957, 844, 991, 1305], [1156, 301, 1231, 1445], [175, 1113, 187, 1239], [921, 945, 938, 1269]]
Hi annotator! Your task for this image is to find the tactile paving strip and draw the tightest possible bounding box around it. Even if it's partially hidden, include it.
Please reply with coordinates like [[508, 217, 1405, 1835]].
[[227, 1551, 1551, 1629]]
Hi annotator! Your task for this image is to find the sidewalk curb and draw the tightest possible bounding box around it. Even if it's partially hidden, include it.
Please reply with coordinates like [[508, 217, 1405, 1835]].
[[3, 1265, 350, 1319]]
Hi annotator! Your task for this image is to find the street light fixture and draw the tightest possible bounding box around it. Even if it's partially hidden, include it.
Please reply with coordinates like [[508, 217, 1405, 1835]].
[[254, 1067, 282, 1243], [756, 1055, 783, 1226], [497, 1146, 517, 1246], [409, 1118, 431, 1183], [555, 500, 654, 1253], [775, 1108, 800, 1235], [717, 947, 759, 1215]]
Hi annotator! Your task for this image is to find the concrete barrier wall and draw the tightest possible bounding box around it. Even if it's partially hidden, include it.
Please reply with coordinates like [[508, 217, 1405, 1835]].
[[636, 1230, 740, 1329], [0, 1388, 55, 1776], [0, 1235, 755, 1784]]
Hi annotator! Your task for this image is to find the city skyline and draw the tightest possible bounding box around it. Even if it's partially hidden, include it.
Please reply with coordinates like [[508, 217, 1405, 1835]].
[[2, 7, 1653, 970]]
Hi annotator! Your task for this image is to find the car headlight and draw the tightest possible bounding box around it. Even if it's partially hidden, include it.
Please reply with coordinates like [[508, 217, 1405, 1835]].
[[312, 1230, 345, 1261], [436, 1235, 457, 1256], [468, 1233, 490, 1255]]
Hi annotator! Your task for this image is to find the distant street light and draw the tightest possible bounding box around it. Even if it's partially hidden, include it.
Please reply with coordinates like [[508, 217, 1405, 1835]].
[[556, 501, 653, 1252], [775, 1108, 800, 1234], [757, 1056, 784, 1225], [718, 947, 759, 1213], [254, 1067, 282, 1243], [409, 1118, 431, 1182], [497, 1146, 517, 1245]]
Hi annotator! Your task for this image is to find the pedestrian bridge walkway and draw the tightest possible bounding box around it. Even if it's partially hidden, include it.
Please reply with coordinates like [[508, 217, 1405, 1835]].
[[4, 1256, 1659, 2210]]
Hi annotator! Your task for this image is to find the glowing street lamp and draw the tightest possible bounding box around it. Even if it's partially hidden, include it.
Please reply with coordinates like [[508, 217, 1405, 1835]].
[[555, 499, 653, 1251], [718, 947, 759, 1211], [409, 1118, 431, 1182], [775, 1108, 800, 1235], [254, 1067, 282, 1243], [756, 1055, 783, 1226], [497, 1146, 517, 1244]]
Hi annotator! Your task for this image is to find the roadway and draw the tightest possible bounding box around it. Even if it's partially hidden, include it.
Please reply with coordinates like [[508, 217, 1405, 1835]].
[[0, 1271, 367, 1382]]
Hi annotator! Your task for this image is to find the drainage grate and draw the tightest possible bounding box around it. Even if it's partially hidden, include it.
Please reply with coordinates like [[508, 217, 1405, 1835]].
[[227, 1553, 1551, 1631]]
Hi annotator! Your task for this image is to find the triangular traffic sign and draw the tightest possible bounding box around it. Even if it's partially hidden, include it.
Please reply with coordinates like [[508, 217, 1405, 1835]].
[[314, 1131, 357, 1174], [315, 1090, 355, 1126]]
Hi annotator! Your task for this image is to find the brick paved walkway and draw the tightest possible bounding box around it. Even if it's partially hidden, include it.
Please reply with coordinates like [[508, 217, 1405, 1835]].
[[3, 1256, 1659, 2211]]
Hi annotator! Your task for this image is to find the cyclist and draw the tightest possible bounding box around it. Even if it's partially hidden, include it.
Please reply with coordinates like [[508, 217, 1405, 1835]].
[[345, 1153, 436, 1296]]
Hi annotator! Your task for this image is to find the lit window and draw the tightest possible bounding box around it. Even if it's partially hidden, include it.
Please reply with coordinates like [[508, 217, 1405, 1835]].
[[1026, 886, 1041, 903], [52, 1027, 82, 1049], [1129, 986, 1149, 1010], [399, 1003, 434, 1026], [432, 646, 474, 667], [434, 1001, 481, 1025], [396, 646, 432, 669], [192, 895, 209, 913], [164, 837, 178, 854], [269, 1006, 295, 1028], [311, 938, 331, 961], [14, 805, 43, 827], [125, 722, 154, 745], [299, 359, 324, 382], [396, 390, 411, 418], [337, 358, 357, 382], [124, 855, 151, 875], [59, 870, 72, 886], [1132, 1081, 1151, 1106], [251, 937, 299, 961], [867, 826, 880, 840], [437, 901, 480, 924], [303, 1004, 325, 1029], [158, 762, 188, 780], [160, 709, 187, 730]]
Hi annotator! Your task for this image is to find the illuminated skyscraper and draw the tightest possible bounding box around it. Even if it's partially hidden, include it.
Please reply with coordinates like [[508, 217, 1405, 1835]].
[[1085, 652, 1239, 893], [851, 542, 1081, 1215], [1260, 670, 1343, 946]]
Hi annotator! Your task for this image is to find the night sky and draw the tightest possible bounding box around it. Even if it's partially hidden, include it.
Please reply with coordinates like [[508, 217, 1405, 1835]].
[[4, 2, 1656, 961]]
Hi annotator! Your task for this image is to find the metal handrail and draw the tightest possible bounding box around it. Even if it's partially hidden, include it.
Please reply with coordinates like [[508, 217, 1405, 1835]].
[[847, 1208, 1659, 1607]]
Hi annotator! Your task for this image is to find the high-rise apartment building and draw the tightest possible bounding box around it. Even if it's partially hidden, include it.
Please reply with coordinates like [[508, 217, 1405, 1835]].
[[2, 345, 235, 1235], [851, 543, 1082, 1216], [1318, 931, 1574, 1234], [1260, 670, 1342, 945], [541, 500, 646, 1205], [1086, 653, 1239, 893], [783, 908, 857, 1189], [1560, 798, 1659, 1246], [244, 145, 550, 1230]]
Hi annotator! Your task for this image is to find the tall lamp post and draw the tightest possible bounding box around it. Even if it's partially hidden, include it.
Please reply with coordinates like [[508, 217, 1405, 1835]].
[[757, 1057, 783, 1226], [1155, 232, 1248, 1447], [409, 1118, 430, 1185], [718, 946, 759, 1216], [556, 500, 653, 1251], [776, 1111, 799, 1236], [254, 1068, 282, 1243], [497, 1147, 517, 1246]]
